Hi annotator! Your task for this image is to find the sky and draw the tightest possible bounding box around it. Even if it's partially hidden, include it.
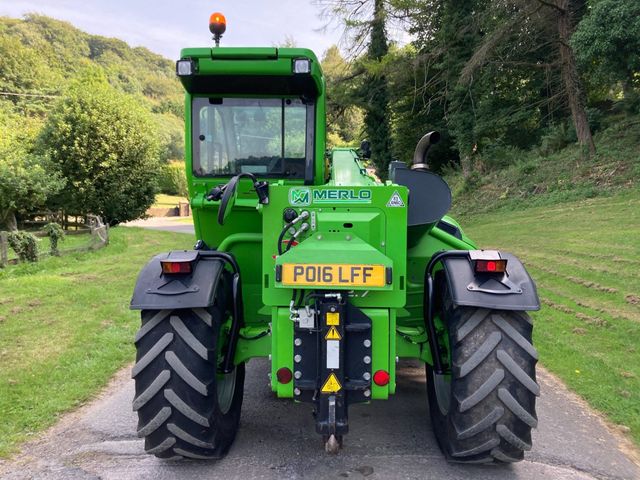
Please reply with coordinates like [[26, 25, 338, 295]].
[[0, 0, 351, 60]]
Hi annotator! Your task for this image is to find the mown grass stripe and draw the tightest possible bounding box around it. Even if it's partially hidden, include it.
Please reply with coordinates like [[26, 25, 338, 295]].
[[464, 190, 640, 448]]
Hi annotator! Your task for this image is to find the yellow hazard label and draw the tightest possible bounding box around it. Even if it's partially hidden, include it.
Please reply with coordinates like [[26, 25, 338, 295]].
[[325, 326, 342, 340], [326, 312, 340, 326], [321, 373, 342, 393]]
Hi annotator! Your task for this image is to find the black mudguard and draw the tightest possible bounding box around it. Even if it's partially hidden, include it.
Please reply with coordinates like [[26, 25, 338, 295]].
[[130, 251, 226, 310], [441, 252, 540, 311]]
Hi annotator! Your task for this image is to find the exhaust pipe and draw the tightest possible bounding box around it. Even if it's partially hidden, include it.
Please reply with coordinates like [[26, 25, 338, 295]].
[[412, 131, 441, 171]]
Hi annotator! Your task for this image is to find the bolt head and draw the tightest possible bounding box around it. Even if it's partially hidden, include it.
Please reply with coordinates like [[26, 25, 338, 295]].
[[363, 339, 371, 348], [294, 371, 302, 379], [364, 389, 371, 397], [363, 355, 371, 364], [294, 338, 302, 346], [294, 354, 302, 363], [294, 388, 301, 395], [363, 372, 371, 381]]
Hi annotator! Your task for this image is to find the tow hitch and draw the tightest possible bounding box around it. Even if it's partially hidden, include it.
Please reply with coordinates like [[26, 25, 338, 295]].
[[292, 293, 372, 453]]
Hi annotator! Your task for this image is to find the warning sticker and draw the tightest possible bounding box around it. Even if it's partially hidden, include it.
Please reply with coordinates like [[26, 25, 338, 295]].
[[321, 373, 342, 393], [326, 312, 340, 326], [325, 326, 342, 340], [386, 190, 405, 207]]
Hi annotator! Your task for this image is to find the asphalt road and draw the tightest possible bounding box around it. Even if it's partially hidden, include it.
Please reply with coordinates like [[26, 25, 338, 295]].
[[1, 360, 638, 480], [1, 219, 636, 479]]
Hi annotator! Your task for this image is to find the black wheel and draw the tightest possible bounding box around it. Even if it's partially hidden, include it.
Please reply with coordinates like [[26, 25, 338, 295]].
[[427, 283, 539, 464], [132, 295, 244, 460]]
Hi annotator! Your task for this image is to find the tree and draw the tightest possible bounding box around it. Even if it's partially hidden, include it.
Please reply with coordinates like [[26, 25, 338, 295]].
[[322, 45, 364, 148], [37, 76, 161, 225], [572, 0, 640, 98], [315, 0, 394, 176], [0, 147, 65, 232], [449, 0, 596, 157], [553, 0, 596, 155], [385, 44, 453, 172], [0, 106, 65, 231], [439, 0, 483, 175], [363, 0, 394, 176]]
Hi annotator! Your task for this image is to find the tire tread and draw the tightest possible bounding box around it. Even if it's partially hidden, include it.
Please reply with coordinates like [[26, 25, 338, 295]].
[[428, 300, 538, 465], [133, 301, 244, 460]]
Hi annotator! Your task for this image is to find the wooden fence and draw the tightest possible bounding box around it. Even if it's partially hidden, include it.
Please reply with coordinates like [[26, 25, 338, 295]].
[[0, 214, 108, 268]]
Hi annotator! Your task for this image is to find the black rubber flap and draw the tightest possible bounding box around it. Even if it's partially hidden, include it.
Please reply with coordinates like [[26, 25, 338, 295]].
[[393, 168, 452, 226], [130, 251, 225, 310], [442, 252, 540, 311]]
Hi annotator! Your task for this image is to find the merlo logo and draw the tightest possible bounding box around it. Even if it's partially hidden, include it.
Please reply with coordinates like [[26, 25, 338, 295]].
[[289, 187, 311, 206]]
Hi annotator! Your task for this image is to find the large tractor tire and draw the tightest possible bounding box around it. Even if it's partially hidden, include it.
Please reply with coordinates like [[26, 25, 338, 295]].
[[427, 283, 539, 464], [132, 302, 245, 460]]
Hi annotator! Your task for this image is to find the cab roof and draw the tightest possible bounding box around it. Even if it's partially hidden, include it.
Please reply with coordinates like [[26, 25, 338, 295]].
[[177, 47, 324, 97]]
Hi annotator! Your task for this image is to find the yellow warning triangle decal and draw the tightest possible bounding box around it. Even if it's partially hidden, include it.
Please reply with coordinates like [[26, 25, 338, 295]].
[[321, 373, 342, 393], [325, 326, 342, 340]]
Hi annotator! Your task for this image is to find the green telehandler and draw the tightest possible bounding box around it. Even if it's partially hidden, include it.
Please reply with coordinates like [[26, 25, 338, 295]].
[[130, 13, 540, 463]]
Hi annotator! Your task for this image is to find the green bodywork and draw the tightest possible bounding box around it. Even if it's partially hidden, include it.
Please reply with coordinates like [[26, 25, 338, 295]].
[[178, 47, 477, 399]]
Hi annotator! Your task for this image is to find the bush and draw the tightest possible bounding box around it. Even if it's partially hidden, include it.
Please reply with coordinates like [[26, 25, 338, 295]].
[[37, 74, 161, 225], [461, 171, 483, 194], [158, 161, 188, 197], [538, 122, 575, 156], [480, 145, 526, 171], [0, 104, 65, 231], [42, 222, 65, 256], [7, 231, 38, 262]]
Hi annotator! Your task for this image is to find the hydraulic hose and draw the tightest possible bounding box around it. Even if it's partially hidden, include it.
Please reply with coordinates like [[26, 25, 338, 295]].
[[284, 223, 309, 253], [277, 211, 309, 255]]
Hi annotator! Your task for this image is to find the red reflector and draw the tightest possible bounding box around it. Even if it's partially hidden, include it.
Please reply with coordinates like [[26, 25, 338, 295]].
[[161, 261, 193, 275], [276, 367, 293, 384], [373, 370, 390, 386], [475, 259, 507, 273]]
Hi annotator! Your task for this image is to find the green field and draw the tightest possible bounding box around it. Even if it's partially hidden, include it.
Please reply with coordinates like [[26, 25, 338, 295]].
[[461, 189, 640, 446], [0, 227, 192, 457]]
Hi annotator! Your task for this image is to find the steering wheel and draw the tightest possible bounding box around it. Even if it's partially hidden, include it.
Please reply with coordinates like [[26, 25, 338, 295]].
[[213, 173, 269, 226]]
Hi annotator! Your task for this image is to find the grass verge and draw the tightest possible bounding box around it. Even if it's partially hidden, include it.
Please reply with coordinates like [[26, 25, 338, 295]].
[[0, 227, 192, 457], [446, 116, 640, 216], [460, 189, 640, 447], [153, 193, 188, 208]]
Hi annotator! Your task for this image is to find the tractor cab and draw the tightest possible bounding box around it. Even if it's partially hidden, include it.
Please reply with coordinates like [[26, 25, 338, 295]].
[[177, 46, 326, 186]]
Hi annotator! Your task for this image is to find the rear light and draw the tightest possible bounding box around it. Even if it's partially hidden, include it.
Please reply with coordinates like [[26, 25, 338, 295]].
[[161, 261, 193, 275], [373, 370, 390, 386], [276, 367, 293, 384], [474, 259, 508, 273]]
